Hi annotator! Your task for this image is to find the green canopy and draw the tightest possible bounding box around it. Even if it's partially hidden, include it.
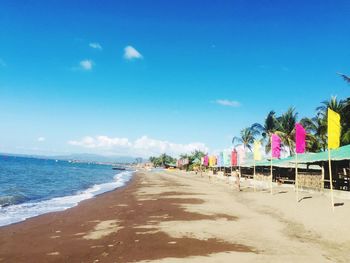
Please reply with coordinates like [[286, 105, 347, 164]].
[[241, 156, 299, 169], [241, 156, 321, 169], [290, 144, 350, 164], [239, 144, 350, 169], [165, 162, 177, 167]]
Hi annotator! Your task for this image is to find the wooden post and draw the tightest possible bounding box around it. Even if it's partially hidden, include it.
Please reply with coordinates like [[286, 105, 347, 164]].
[[295, 153, 299, 202], [253, 160, 256, 192], [328, 150, 335, 212], [270, 157, 273, 194], [321, 165, 325, 191]]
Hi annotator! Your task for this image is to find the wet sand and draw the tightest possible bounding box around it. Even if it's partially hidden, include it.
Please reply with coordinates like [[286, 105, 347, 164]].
[[1, 170, 350, 262]]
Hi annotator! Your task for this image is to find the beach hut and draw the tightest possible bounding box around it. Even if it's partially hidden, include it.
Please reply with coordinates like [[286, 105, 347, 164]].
[[164, 162, 177, 169], [240, 156, 322, 189], [291, 145, 350, 191]]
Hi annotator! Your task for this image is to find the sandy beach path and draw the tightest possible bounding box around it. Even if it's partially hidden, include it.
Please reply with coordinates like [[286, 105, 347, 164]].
[[0, 170, 349, 262]]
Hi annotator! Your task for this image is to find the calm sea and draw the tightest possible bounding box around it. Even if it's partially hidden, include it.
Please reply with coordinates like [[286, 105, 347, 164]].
[[0, 155, 133, 227]]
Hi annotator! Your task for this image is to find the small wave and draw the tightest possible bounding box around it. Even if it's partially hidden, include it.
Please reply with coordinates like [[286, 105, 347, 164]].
[[0, 171, 134, 227], [0, 195, 26, 207]]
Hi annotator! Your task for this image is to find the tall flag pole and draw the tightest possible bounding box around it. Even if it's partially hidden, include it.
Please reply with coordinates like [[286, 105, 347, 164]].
[[231, 149, 238, 190], [271, 134, 281, 194], [295, 123, 306, 202], [328, 108, 341, 212], [253, 140, 262, 192], [237, 146, 246, 192]]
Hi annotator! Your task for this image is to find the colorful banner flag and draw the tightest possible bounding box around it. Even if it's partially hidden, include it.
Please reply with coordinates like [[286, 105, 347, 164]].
[[295, 123, 306, 154], [217, 152, 224, 167], [204, 155, 209, 166], [231, 150, 237, 166], [237, 146, 246, 165], [209, 155, 217, 167], [223, 151, 231, 167], [271, 134, 281, 159], [328, 108, 341, 150], [253, 140, 262, 161]]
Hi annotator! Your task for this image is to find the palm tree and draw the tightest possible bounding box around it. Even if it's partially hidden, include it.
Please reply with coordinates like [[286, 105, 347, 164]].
[[251, 111, 279, 153], [316, 96, 345, 117], [338, 73, 350, 84], [300, 116, 327, 152], [232, 126, 259, 151], [341, 97, 350, 144], [315, 96, 350, 146], [275, 107, 298, 155]]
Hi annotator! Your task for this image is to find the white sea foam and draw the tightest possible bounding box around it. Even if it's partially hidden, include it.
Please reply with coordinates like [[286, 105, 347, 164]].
[[0, 171, 133, 227]]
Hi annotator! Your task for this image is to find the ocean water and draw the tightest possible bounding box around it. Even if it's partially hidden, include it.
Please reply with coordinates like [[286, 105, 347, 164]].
[[0, 155, 133, 227]]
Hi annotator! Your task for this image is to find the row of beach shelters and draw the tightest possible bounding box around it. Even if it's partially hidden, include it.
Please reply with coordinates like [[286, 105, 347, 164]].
[[293, 144, 350, 191], [238, 144, 350, 192]]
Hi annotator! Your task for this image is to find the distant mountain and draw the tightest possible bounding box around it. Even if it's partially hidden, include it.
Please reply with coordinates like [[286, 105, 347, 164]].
[[0, 152, 144, 164], [52, 154, 143, 164]]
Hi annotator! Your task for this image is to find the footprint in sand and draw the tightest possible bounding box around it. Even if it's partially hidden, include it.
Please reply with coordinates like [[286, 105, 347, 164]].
[[73, 232, 85, 236], [90, 245, 104, 249]]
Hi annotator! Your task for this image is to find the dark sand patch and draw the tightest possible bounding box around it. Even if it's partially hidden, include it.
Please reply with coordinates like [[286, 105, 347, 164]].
[[0, 172, 253, 263]]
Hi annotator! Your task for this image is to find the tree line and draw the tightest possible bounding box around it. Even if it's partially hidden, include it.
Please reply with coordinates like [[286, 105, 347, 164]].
[[233, 75, 350, 155], [150, 74, 350, 165]]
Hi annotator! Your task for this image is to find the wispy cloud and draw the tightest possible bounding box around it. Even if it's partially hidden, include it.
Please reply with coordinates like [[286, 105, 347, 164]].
[[124, 46, 143, 60], [215, 99, 241, 107], [79, 59, 93, 71], [37, 137, 46, 142], [68, 135, 208, 157], [0, 58, 6, 67], [89, 42, 102, 50], [69, 136, 131, 148]]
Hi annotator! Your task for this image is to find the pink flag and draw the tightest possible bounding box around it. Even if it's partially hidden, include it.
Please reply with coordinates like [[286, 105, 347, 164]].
[[237, 146, 246, 165], [204, 155, 209, 166], [231, 150, 237, 166], [271, 134, 281, 159], [295, 123, 306, 154]]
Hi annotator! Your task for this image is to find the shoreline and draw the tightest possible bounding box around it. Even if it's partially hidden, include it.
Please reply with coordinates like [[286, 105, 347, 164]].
[[0, 170, 134, 228], [1, 170, 350, 262]]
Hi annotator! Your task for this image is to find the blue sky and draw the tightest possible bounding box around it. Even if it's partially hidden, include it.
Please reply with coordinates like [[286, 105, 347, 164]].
[[1, 0, 350, 157]]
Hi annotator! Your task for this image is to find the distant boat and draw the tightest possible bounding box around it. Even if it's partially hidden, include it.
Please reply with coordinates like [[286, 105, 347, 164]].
[[112, 166, 126, 171]]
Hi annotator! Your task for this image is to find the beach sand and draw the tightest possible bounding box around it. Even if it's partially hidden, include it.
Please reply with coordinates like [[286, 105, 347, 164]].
[[1, 170, 350, 262]]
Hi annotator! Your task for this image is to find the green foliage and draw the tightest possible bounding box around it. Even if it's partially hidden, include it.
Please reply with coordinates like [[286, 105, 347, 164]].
[[250, 93, 350, 154], [149, 150, 206, 170], [242, 75, 350, 155], [149, 153, 177, 167], [232, 125, 260, 151]]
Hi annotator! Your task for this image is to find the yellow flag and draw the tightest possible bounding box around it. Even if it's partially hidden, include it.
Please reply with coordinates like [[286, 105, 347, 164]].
[[328, 108, 341, 149], [253, 140, 262, 161]]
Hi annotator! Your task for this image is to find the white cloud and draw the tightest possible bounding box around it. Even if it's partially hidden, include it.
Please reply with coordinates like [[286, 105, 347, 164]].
[[124, 45, 143, 60], [89, 42, 102, 50], [68, 136, 130, 149], [37, 137, 46, 142], [215, 99, 241, 107], [68, 135, 208, 157], [79, 59, 93, 71]]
